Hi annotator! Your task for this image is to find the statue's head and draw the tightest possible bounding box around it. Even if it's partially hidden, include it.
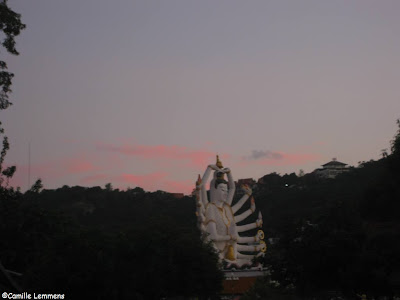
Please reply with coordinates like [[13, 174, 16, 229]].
[[210, 172, 228, 204], [214, 182, 228, 203]]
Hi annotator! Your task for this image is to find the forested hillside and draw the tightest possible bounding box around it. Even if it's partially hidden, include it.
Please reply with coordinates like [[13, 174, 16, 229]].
[[245, 120, 400, 299]]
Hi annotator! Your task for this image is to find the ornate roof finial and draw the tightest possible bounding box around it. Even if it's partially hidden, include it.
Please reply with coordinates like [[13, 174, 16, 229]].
[[216, 155, 223, 169]]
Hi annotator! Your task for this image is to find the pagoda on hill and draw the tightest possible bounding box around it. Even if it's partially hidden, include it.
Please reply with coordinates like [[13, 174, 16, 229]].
[[314, 158, 350, 179]]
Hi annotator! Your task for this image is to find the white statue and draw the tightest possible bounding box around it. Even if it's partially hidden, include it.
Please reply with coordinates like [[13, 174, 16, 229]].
[[195, 156, 266, 269]]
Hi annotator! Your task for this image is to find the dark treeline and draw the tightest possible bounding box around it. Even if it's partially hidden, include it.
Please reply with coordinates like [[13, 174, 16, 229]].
[[0, 186, 223, 299]]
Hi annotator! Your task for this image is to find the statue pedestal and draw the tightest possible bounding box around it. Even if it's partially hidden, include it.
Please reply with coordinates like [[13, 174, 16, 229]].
[[221, 268, 267, 297]]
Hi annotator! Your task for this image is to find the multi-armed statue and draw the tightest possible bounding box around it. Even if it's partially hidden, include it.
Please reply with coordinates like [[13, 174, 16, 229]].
[[195, 156, 266, 269]]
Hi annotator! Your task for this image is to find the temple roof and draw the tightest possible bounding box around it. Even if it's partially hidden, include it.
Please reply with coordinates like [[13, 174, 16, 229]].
[[322, 160, 347, 167]]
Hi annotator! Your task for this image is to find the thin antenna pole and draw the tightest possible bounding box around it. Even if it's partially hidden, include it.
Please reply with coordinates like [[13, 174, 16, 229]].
[[28, 141, 31, 189]]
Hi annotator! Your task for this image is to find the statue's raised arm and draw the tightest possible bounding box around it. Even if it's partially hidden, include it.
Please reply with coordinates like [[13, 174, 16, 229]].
[[196, 161, 220, 208], [224, 166, 235, 206]]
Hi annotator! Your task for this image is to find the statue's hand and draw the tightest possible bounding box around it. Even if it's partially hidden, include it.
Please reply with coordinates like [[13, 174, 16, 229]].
[[256, 230, 264, 241], [250, 197, 256, 213], [222, 167, 231, 174], [241, 184, 252, 196], [198, 214, 205, 223], [256, 251, 265, 258]]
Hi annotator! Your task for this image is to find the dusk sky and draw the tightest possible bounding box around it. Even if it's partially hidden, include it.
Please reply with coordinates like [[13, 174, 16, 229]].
[[3, 0, 400, 194]]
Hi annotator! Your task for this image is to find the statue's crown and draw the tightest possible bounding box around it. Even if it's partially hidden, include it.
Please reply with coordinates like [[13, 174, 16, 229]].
[[214, 155, 227, 188], [216, 155, 223, 168], [215, 155, 226, 181]]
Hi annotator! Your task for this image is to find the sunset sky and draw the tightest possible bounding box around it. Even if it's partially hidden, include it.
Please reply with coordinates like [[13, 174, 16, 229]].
[[3, 0, 400, 194]]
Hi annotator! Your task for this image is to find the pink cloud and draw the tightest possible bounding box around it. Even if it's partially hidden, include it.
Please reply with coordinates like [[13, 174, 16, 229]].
[[6, 162, 55, 190], [97, 143, 225, 168], [8, 155, 99, 190], [14, 161, 63, 181], [66, 159, 96, 173]]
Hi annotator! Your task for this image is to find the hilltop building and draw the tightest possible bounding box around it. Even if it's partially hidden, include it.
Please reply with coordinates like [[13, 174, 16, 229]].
[[314, 158, 350, 179], [234, 178, 257, 196], [235, 178, 256, 188]]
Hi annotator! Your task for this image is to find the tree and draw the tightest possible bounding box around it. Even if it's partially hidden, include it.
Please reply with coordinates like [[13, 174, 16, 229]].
[[0, 0, 26, 109], [389, 118, 400, 169], [391, 119, 400, 155], [0, 1, 25, 291], [0, 125, 14, 187], [105, 182, 113, 191], [0, 0, 25, 189], [29, 179, 43, 193]]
